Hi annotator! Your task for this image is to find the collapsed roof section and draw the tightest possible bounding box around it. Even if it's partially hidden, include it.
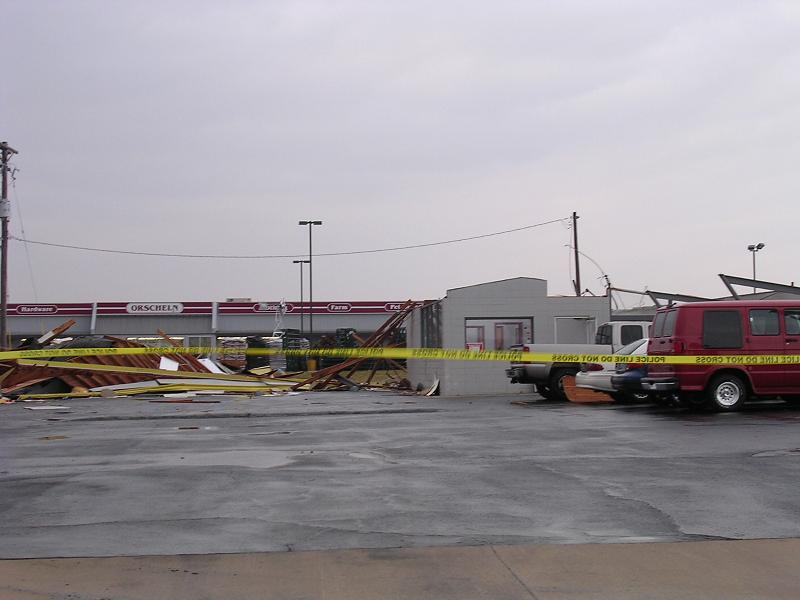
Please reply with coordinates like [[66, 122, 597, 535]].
[[610, 275, 800, 314], [718, 274, 800, 300]]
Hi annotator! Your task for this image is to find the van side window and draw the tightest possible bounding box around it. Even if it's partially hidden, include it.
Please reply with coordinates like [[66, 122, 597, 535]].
[[652, 313, 666, 338], [785, 310, 800, 335], [703, 310, 743, 349], [662, 311, 676, 337], [620, 325, 642, 345], [595, 324, 612, 345], [749, 309, 780, 336]]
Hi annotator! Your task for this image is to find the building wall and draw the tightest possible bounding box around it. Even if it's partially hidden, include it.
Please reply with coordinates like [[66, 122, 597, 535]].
[[215, 313, 394, 336], [91, 315, 211, 336], [10, 316, 93, 339], [408, 277, 611, 397]]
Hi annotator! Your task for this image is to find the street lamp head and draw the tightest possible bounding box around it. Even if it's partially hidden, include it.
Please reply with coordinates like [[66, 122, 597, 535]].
[[298, 220, 323, 226], [292, 259, 310, 264], [748, 243, 765, 252], [757, 242, 765, 250]]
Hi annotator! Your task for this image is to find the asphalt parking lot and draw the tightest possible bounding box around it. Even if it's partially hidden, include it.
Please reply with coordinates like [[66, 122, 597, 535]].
[[4, 392, 800, 598], [4, 391, 800, 559]]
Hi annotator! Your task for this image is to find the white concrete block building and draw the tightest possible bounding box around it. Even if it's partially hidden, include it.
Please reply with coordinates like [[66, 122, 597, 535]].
[[406, 277, 611, 396]]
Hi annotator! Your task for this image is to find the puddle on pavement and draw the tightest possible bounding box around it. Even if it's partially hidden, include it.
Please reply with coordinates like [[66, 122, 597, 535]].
[[752, 448, 800, 458], [347, 450, 398, 464], [175, 425, 218, 431], [3, 449, 299, 477]]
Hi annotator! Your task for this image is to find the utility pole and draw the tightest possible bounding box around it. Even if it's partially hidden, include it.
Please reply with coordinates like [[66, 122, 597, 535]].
[[572, 211, 581, 297], [1, 141, 18, 350]]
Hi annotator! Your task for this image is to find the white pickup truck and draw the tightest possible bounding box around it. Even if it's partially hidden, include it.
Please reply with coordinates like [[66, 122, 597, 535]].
[[505, 320, 652, 400]]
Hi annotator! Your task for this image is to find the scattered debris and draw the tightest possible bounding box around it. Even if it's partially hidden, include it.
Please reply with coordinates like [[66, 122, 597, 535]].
[[198, 358, 230, 374], [17, 320, 77, 349], [291, 300, 416, 391], [159, 357, 180, 371], [422, 378, 440, 397], [510, 399, 539, 407]]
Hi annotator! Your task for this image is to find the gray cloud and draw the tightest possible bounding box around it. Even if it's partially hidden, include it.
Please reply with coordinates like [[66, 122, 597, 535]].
[[3, 0, 799, 303]]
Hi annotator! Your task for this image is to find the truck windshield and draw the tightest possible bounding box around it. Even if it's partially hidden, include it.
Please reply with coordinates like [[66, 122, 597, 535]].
[[595, 325, 612, 345]]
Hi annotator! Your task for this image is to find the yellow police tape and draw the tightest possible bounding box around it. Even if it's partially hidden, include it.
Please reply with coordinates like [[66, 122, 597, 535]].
[[2, 346, 800, 365]]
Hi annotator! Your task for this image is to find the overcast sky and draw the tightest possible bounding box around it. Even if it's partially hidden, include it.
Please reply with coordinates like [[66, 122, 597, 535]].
[[2, 0, 799, 305]]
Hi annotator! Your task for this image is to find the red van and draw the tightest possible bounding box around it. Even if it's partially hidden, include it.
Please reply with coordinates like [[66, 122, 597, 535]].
[[642, 301, 800, 410]]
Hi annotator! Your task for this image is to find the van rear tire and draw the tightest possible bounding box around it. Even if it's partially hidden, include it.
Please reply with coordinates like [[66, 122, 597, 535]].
[[706, 374, 747, 411]]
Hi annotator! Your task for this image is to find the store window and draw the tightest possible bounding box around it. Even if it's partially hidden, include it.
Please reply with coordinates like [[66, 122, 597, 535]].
[[465, 325, 485, 350], [464, 318, 532, 350]]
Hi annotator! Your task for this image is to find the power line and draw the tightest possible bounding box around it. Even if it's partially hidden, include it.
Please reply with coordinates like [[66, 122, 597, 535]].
[[11, 170, 38, 300], [10, 217, 568, 260]]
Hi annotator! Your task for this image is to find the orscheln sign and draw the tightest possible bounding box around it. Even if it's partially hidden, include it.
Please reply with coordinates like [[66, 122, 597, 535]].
[[3, 346, 800, 365], [126, 303, 184, 314]]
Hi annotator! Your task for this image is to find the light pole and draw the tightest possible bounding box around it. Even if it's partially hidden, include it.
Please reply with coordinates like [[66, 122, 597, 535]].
[[292, 259, 310, 335], [747, 243, 765, 294], [298, 220, 322, 340]]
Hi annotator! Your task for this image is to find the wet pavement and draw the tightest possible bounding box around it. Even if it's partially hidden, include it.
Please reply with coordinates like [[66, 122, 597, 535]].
[[3, 392, 800, 559]]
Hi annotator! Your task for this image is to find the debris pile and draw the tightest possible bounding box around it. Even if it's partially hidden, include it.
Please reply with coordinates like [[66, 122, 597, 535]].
[[0, 321, 297, 401], [0, 302, 420, 402]]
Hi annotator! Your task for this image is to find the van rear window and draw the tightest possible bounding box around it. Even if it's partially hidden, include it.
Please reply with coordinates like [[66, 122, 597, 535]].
[[652, 312, 666, 337], [703, 310, 743, 349], [662, 311, 677, 337]]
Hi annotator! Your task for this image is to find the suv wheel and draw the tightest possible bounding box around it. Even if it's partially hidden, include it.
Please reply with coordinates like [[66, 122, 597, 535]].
[[549, 368, 578, 402], [706, 374, 747, 411]]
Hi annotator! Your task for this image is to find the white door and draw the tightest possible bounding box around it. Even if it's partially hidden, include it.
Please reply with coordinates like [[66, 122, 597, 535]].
[[554, 317, 596, 344]]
